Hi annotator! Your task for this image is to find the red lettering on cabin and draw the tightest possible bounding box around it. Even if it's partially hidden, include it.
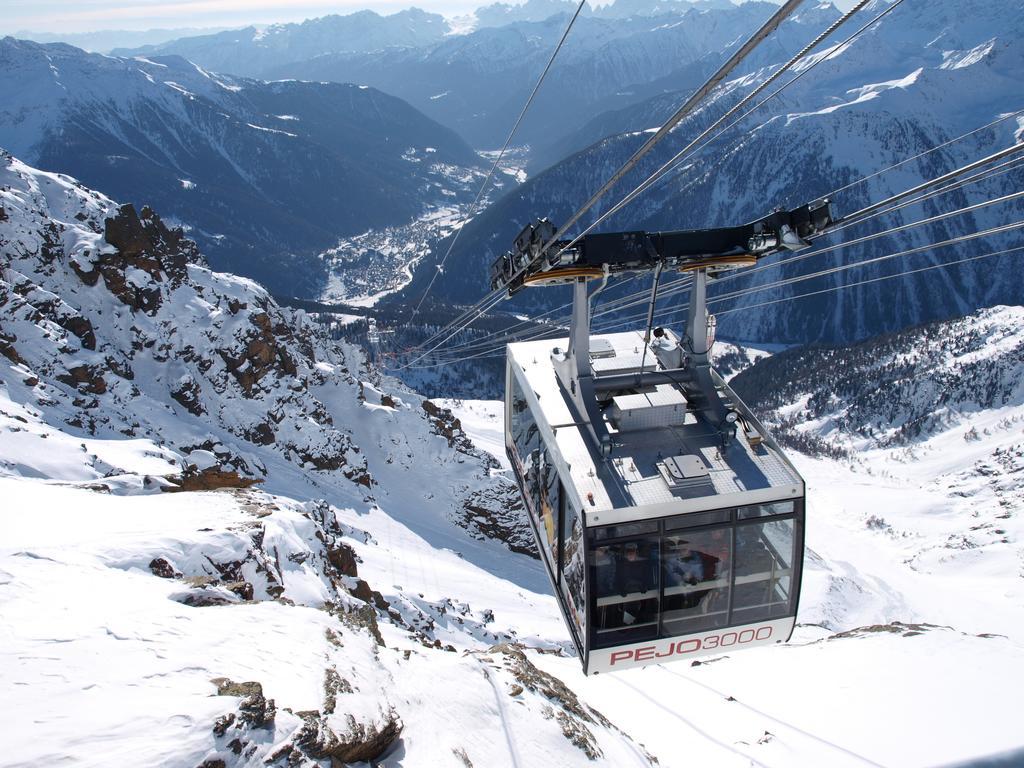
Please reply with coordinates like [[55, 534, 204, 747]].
[[609, 650, 634, 665], [607, 624, 779, 666], [634, 646, 656, 662], [675, 638, 702, 655]]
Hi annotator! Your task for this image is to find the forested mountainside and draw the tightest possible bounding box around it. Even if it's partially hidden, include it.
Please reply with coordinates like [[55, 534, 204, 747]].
[[0, 38, 484, 298], [405, 0, 1024, 347], [731, 305, 1024, 454]]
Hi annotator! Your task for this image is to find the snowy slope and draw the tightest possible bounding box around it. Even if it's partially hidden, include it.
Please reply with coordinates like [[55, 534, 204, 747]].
[[0, 149, 533, 575], [445, 384, 1024, 767], [3, 155, 1024, 767], [0, 154, 660, 766]]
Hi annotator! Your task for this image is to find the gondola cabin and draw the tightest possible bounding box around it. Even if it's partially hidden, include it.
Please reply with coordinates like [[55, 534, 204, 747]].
[[493, 207, 830, 673], [505, 327, 805, 674]]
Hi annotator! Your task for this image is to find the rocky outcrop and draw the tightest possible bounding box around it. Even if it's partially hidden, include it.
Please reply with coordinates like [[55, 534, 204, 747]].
[[293, 710, 403, 764], [220, 311, 300, 395], [458, 485, 536, 558], [422, 400, 491, 461], [170, 375, 204, 416], [56, 364, 107, 395], [161, 467, 262, 493], [82, 204, 201, 314], [1, 154, 374, 490]]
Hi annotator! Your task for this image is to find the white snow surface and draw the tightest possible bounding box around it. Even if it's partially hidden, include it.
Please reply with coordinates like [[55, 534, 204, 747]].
[[2, 155, 1024, 766]]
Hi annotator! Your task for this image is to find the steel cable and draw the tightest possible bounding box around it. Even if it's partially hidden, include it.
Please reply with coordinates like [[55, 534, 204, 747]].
[[407, 0, 590, 325]]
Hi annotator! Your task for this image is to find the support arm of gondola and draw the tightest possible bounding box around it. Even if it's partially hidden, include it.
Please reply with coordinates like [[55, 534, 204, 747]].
[[493, 198, 835, 457]]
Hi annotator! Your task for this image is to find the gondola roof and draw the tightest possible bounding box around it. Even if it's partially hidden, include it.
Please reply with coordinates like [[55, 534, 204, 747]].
[[509, 329, 804, 526]]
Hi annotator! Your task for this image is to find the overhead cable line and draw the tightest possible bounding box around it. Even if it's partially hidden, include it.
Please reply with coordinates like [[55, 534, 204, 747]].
[[593, 243, 1024, 341], [708, 187, 1024, 289], [387, 289, 509, 370], [715, 245, 1024, 317], [837, 142, 1024, 227], [407, 0, 590, 325], [399, 5, 1022, 368], [407, 0, 809, 362], [825, 108, 1024, 199], [405, 0, 896, 362], [710, 219, 1024, 305], [583, 148, 1024, 314], [557, 0, 902, 251], [596, 215, 1024, 328], [410, 144, 1024, 360], [402, 0, 868, 364], [813, 153, 1024, 240], [538, 0, 807, 253], [423, 186, 1024, 364], [422, 164, 1023, 363]]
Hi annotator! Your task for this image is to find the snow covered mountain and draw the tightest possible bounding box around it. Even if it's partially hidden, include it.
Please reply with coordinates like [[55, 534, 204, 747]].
[[122, 2, 839, 149], [4, 154, 1024, 767], [732, 305, 1024, 454], [0, 38, 484, 298], [111, 9, 451, 72], [417, 0, 1024, 347], [16, 26, 236, 55], [0, 149, 531, 566]]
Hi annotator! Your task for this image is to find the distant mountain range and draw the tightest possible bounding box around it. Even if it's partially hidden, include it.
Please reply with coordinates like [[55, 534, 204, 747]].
[[400, 0, 1024, 347], [113, 2, 839, 152], [0, 38, 485, 297], [11, 26, 235, 54], [6, 0, 1023, 350]]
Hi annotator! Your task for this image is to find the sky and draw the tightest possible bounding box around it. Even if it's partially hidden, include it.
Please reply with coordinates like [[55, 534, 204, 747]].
[[3, 0, 859, 36]]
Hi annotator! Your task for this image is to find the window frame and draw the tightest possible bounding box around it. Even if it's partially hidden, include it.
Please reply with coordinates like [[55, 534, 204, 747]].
[[585, 498, 804, 650]]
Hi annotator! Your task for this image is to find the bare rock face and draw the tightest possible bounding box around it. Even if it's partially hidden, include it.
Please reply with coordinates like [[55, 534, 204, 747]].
[[104, 204, 199, 284], [170, 375, 204, 416], [326, 540, 359, 578], [162, 467, 262, 493], [294, 710, 403, 764], [56, 363, 107, 395], [149, 557, 180, 579], [421, 400, 500, 469], [220, 311, 300, 395], [0, 327, 24, 365], [458, 484, 535, 558], [212, 678, 276, 729], [422, 400, 472, 452]]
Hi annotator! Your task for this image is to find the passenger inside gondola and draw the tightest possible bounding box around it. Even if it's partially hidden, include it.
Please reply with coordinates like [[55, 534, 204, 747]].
[[617, 542, 658, 626], [592, 540, 659, 633], [664, 536, 717, 610]]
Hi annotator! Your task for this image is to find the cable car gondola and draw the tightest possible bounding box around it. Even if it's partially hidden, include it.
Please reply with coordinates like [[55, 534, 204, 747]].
[[495, 201, 833, 673]]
